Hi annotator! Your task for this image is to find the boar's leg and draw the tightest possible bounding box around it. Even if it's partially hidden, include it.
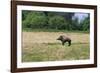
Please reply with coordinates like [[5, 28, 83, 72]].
[[62, 41, 66, 46], [68, 40, 71, 46]]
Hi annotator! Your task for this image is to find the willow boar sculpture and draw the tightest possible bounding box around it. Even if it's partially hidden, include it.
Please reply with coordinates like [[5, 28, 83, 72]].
[[57, 35, 71, 46]]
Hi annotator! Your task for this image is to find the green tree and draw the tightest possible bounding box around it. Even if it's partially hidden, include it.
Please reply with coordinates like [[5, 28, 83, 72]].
[[81, 17, 90, 31], [71, 18, 81, 30], [48, 16, 67, 30], [22, 11, 47, 29], [22, 10, 30, 21]]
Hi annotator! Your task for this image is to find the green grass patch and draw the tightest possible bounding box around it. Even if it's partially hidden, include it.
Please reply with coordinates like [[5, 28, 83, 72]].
[[22, 28, 89, 33]]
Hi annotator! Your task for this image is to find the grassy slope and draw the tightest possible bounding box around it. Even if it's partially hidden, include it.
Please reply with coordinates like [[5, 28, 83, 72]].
[[22, 32, 90, 62]]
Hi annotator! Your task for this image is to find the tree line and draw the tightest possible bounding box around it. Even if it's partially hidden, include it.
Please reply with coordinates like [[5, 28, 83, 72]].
[[22, 10, 90, 31]]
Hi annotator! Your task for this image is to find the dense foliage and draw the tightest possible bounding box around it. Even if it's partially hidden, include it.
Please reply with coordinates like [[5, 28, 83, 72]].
[[22, 10, 90, 31]]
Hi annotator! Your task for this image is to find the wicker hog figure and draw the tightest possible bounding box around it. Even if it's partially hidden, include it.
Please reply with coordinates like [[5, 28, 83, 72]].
[[57, 35, 71, 46]]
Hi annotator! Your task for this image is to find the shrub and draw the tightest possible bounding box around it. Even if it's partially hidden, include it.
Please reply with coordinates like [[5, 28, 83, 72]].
[[48, 16, 67, 30], [22, 12, 47, 29]]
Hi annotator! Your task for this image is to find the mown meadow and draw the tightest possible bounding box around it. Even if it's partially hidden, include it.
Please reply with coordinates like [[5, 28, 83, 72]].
[[22, 31, 90, 62]]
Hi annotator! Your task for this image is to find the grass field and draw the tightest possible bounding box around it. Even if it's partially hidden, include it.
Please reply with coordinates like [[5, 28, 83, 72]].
[[22, 32, 90, 62]]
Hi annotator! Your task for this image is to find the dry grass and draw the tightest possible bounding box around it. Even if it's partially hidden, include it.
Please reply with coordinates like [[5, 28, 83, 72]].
[[22, 32, 90, 62], [22, 32, 89, 48]]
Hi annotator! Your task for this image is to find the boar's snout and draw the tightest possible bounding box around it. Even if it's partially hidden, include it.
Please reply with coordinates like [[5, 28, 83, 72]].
[[57, 38, 59, 40], [57, 37, 61, 40]]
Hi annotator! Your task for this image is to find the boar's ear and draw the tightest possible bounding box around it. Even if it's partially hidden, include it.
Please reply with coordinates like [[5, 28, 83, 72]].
[[60, 35, 63, 39]]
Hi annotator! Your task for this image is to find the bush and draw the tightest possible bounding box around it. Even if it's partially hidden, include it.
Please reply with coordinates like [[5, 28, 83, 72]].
[[30, 16, 47, 29], [22, 12, 47, 29], [22, 20, 31, 28], [48, 16, 67, 30]]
